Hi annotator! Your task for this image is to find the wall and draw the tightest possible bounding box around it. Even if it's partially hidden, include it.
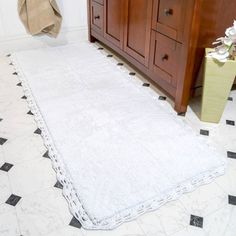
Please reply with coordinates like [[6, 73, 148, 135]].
[[0, 0, 88, 55]]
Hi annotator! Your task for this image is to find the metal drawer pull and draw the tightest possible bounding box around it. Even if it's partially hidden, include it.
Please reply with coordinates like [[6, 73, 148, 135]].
[[94, 15, 100, 20], [164, 8, 173, 16], [162, 54, 169, 61]]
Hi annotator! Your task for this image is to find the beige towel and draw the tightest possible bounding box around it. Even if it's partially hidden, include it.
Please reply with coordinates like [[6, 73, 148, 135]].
[[18, 0, 62, 37]]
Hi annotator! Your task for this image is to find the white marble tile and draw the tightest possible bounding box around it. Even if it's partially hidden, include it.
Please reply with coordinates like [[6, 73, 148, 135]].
[[0, 148, 4, 165], [215, 165, 236, 196], [0, 201, 16, 215], [0, 110, 37, 138], [0, 56, 9, 65], [0, 171, 11, 204], [0, 211, 21, 236], [211, 125, 236, 151], [8, 158, 56, 196], [204, 206, 236, 236], [179, 182, 227, 217], [82, 220, 146, 236], [2, 134, 46, 164], [0, 77, 23, 96], [154, 200, 189, 236], [16, 188, 72, 236], [136, 211, 166, 236], [0, 98, 29, 118], [222, 207, 236, 236], [0, 64, 14, 77], [46, 226, 84, 236], [170, 226, 206, 236], [0, 80, 19, 99]]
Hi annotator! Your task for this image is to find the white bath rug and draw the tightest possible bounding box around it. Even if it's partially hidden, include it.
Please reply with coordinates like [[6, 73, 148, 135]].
[[11, 42, 226, 230]]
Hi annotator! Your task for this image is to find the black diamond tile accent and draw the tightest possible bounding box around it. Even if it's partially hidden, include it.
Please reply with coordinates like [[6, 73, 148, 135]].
[[200, 129, 209, 136], [6, 54, 11, 57], [129, 72, 136, 76], [227, 151, 236, 159], [9, 62, 13, 66], [0, 118, 3, 122], [117, 63, 124, 66], [34, 128, 42, 135], [54, 181, 63, 189], [13, 72, 18, 75], [226, 120, 235, 126], [0, 137, 7, 145], [178, 112, 186, 117], [159, 96, 167, 101], [98, 47, 103, 50], [0, 163, 13, 172], [228, 195, 236, 205], [107, 54, 113, 57], [190, 215, 203, 228], [21, 95, 27, 99], [27, 110, 34, 115], [142, 83, 150, 87], [17, 82, 22, 87], [228, 97, 233, 101], [69, 217, 82, 229], [5, 194, 21, 206], [43, 151, 50, 158]]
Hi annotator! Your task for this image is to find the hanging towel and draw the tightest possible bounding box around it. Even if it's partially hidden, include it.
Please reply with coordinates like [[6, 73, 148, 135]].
[[18, 0, 62, 37]]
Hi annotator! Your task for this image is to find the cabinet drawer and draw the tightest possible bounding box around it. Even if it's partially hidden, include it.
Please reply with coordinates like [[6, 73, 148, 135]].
[[152, 0, 185, 42], [150, 31, 182, 87], [91, 1, 104, 34], [93, 0, 104, 5]]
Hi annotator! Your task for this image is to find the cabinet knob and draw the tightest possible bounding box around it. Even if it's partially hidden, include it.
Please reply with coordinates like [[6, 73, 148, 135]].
[[164, 8, 173, 16], [162, 54, 169, 61], [94, 15, 100, 20]]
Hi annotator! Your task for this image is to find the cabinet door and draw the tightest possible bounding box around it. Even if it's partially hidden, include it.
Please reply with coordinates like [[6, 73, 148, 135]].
[[124, 0, 153, 67], [104, 0, 124, 48]]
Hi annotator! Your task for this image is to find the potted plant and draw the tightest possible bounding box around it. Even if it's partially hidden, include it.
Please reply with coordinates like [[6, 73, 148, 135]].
[[201, 20, 236, 123]]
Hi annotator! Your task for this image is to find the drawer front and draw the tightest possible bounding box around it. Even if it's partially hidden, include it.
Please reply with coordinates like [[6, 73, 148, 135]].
[[91, 1, 104, 34], [93, 0, 104, 5], [150, 31, 182, 87], [153, 0, 185, 42]]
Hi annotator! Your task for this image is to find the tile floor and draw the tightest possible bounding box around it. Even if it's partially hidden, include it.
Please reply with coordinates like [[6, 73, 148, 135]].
[[0, 44, 236, 236]]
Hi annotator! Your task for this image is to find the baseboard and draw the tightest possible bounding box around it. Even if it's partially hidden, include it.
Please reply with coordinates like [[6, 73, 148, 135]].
[[0, 26, 88, 56]]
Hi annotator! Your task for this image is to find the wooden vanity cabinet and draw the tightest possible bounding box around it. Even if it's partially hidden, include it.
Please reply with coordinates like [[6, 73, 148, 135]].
[[88, 0, 236, 114]]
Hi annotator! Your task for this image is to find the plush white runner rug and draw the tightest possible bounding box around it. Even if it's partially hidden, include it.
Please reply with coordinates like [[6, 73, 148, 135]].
[[11, 42, 226, 230]]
